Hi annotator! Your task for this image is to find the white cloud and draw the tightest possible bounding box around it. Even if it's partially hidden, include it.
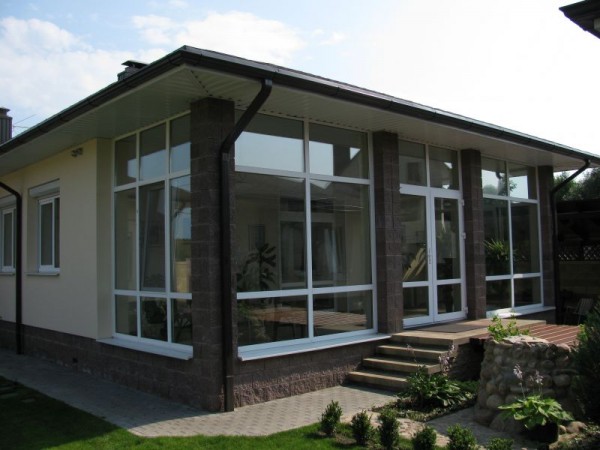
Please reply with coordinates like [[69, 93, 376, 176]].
[[317, 31, 346, 46]]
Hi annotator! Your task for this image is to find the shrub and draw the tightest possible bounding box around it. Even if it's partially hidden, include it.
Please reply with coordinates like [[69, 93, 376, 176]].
[[320, 400, 342, 436], [487, 314, 529, 341], [350, 410, 373, 446], [378, 408, 400, 450], [486, 437, 514, 450], [406, 366, 468, 409], [573, 304, 600, 422], [446, 424, 478, 450], [412, 425, 437, 450]]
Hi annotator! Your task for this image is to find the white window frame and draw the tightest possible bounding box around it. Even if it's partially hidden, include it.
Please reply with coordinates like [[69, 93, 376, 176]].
[[1, 202, 16, 273], [38, 195, 60, 273]]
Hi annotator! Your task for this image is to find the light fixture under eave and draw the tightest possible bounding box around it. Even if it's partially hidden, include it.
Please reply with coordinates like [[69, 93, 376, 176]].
[[595, 17, 600, 32], [71, 147, 83, 158]]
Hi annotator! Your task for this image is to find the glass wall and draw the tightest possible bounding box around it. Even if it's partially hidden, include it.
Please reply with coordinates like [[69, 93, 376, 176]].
[[235, 114, 374, 348]]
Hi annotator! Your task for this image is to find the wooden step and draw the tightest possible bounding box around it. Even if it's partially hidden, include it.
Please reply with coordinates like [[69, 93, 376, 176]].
[[363, 356, 440, 374], [347, 369, 409, 391], [390, 333, 457, 348], [377, 343, 450, 361]]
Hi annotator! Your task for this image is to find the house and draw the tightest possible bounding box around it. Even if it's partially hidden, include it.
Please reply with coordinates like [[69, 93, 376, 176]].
[[560, 0, 600, 40], [1, 46, 599, 412]]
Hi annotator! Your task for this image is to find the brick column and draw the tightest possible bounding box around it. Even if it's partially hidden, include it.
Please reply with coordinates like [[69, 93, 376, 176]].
[[538, 166, 555, 307], [372, 131, 403, 333], [190, 98, 235, 411], [461, 149, 486, 319]]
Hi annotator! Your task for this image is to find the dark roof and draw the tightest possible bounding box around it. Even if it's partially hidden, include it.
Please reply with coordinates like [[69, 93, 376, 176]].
[[560, 0, 600, 39]]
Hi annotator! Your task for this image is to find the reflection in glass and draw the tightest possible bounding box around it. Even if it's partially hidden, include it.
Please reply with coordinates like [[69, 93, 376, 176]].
[[483, 198, 510, 276], [237, 296, 308, 345], [172, 299, 192, 345], [482, 158, 507, 196], [400, 194, 428, 282], [171, 177, 191, 293], [236, 114, 303, 172], [235, 173, 306, 292], [486, 279, 511, 311], [2, 211, 13, 267], [403, 286, 429, 318], [399, 140, 426, 186], [40, 202, 53, 266], [115, 135, 137, 186], [313, 291, 373, 336], [509, 163, 537, 199], [514, 277, 541, 307], [429, 147, 459, 190], [511, 202, 540, 274], [140, 183, 165, 291], [140, 124, 166, 180], [115, 189, 136, 290], [115, 295, 137, 336], [309, 124, 368, 178], [170, 115, 190, 173], [435, 198, 460, 280], [311, 181, 371, 287], [141, 297, 167, 341], [437, 283, 461, 314]]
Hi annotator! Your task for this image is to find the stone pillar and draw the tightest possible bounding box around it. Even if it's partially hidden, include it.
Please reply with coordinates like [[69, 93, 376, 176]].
[[372, 131, 403, 333], [538, 166, 555, 308], [190, 97, 235, 411], [461, 149, 487, 319]]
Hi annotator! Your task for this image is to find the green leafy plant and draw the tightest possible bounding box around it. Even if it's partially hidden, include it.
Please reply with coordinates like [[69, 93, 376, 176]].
[[486, 437, 514, 450], [487, 314, 529, 341], [378, 408, 400, 450], [446, 424, 478, 450], [319, 400, 342, 436], [350, 410, 373, 446], [406, 366, 468, 409], [412, 425, 437, 450], [236, 243, 276, 292], [573, 304, 600, 422]]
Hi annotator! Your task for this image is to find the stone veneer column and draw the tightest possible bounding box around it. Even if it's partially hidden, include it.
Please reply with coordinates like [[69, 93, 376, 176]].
[[372, 131, 403, 333], [190, 97, 235, 411], [461, 149, 487, 319], [538, 166, 555, 308]]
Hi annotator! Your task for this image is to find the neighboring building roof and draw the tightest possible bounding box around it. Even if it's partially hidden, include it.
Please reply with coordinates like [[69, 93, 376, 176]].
[[560, 0, 600, 40], [1, 46, 599, 176]]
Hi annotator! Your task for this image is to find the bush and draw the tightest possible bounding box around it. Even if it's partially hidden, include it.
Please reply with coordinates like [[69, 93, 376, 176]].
[[447, 424, 477, 450], [486, 437, 514, 450], [406, 366, 468, 409], [378, 408, 400, 450], [412, 425, 437, 450], [320, 400, 342, 436], [487, 314, 529, 341], [573, 304, 600, 422], [350, 410, 373, 446]]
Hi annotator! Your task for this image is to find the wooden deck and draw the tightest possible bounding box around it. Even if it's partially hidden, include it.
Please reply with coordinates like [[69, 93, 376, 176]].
[[470, 322, 580, 347]]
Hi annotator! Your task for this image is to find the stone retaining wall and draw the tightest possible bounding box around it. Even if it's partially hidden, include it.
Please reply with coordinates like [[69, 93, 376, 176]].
[[474, 336, 576, 430]]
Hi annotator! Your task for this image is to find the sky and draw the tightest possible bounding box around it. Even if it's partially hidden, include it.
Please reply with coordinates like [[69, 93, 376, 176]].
[[1, 0, 599, 157]]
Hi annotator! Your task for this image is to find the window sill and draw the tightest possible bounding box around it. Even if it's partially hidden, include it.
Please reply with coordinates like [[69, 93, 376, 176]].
[[488, 305, 556, 319], [0, 272, 15, 276], [26, 271, 60, 277], [97, 337, 193, 360], [238, 333, 390, 362]]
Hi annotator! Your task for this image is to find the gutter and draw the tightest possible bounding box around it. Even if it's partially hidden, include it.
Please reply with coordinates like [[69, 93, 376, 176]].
[[219, 78, 273, 412], [550, 159, 590, 324], [0, 181, 22, 354]]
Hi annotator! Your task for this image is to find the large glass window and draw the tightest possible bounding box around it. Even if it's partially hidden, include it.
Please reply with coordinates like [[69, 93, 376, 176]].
[[1, 206, 15, 272], [39, 196, 60, 271], [113, 114, 191, 347], [235, 114, 374, 348]]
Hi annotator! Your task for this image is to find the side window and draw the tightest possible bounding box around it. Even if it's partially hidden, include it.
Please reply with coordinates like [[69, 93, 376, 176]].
[[1, 205, 16, 272], [38, 196, 60, 272]]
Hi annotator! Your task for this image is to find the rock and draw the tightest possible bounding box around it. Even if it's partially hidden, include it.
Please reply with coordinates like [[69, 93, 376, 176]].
[[553, 374, 571, 387], [541, 359, 555, 371], [486, 394, 504, 410], [490, 414, 523, 434], [559, 424, 567, 435], [473, 406, 496, 425], [566, 421, 587, 434]]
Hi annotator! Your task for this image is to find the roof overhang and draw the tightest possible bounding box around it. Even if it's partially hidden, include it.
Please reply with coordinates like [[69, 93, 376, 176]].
[[1, 46, 599, 177], [561, 0, 600, 40]]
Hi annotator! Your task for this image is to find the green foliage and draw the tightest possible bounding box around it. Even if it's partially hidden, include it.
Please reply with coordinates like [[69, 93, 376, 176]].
[[378, 408, 400, 450], [555, 168, 600, 202], [446, 424, 478, 450], [411, 425, 436, 450], [350, 410, 373, 446], [487, 314, 529, 341], [498, 394, 573, 429], [320, 400, 343, 437], [236, 243, 277, 291], [573, 304, 600, 422], [405, 366, 468, 409], [486, 437, 514, 450]]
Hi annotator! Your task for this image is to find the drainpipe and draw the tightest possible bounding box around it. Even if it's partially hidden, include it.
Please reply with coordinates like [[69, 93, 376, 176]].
[[219, 79, 272, 412], [550, 159, 590, 324], [0, 181, 23, 354]]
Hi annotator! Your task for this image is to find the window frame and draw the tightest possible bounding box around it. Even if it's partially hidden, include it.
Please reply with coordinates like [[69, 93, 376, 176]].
[[1, 204, 16, 272]]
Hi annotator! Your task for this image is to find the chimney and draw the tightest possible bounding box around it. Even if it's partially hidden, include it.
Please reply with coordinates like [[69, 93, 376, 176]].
[[117, 60, 148, 81], [0, 107, 12, 144]]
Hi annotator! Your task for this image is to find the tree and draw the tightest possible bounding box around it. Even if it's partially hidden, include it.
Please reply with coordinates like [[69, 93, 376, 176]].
[[554, 168, 600, 202]]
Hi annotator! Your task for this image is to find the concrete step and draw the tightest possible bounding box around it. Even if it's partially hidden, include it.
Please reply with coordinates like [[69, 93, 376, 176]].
[[362, 356, 440, 374], [347, 369, 409, 391], [377, 343, 450, 361]]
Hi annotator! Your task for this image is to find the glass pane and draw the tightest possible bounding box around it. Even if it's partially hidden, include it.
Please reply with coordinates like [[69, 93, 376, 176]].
[[141, 297, 167, 341], [236, 114, 303, 172], [309, 124, 368, 178], [313, 291, 373, 337], [311, 181, 371, 287], [399, 140, 426, 186], [435, 198, 460, 280], [171, 177, 191, 293], [115, 135, 137, 186], [40, 202, 53, 266], [482, 158, 507, 196], [115, 295, 137, 336], [514, 277, 541, 307], [3, 211, 13, 267], [115, 189, 137, 290], [509, 163, 537, 199], [172, 299, 192, 345], [511, 202, 540, 274], [403, 286, 429, 318], [235, 173, 306, 292], [140, 182, 166, 291], [483, 198, 511, 276], [437, 283, 461, 314], [429, 146, 459, 190], [170, 115, 190, 173], [237, 296, 308, 346], [400, 194, 428, 282], [54, 198, 60, 268], [140, 124, 166, 180], [486, 279, 511, 311]]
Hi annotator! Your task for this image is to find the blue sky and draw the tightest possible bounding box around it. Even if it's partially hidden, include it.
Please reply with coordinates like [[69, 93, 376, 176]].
[[1, 0, 599, 157]]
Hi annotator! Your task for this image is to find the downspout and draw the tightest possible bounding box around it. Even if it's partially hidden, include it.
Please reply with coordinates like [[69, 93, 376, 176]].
[[550, 159, 590, 324], [0, 181, 22, 354], [219, 78, 273, 412]]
